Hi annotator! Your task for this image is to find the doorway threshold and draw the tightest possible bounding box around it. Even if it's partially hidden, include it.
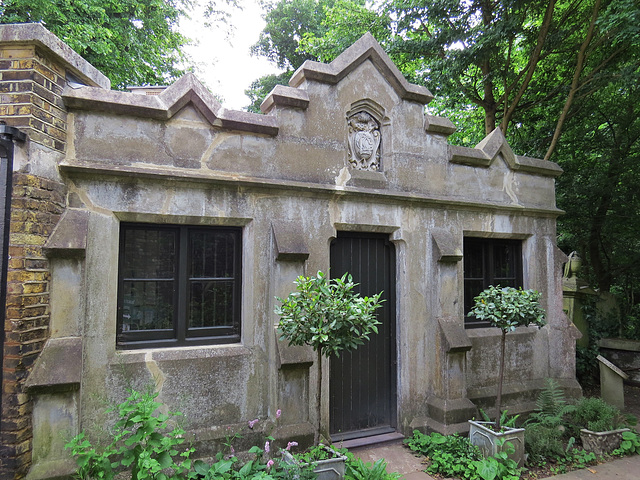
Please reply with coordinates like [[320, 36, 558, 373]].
[[337, 432, 404, 450]]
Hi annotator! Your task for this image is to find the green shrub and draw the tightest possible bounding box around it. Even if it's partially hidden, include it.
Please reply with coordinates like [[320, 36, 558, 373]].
[[65, 389, 298, 480], [405, 430, 482, 478], [613, 430, 640, 456], [569, 397, 629, 436]]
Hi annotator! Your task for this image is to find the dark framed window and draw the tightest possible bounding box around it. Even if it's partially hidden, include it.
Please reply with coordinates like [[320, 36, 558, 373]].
[[463, 237, 522, 328], [117, 223, 242, 348]]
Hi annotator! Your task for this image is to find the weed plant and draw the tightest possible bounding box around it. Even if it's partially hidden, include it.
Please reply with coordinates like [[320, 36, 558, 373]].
[[404, 430, 522, 480], [65, 388, 407, 480], [341, 450, 401, 480]]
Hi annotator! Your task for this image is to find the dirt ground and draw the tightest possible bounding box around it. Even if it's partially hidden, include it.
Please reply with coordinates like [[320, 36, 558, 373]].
[[623, 383, 640, 420]]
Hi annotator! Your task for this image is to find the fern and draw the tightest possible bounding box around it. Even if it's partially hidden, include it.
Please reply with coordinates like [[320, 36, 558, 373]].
[[525, 378, 576, 464], [536, 378, 567, 417], [527, 379, 575, 427]]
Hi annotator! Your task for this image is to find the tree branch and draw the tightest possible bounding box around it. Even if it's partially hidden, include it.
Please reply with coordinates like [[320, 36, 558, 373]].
[[500, 0, 556, 133], [544, 0, 602, 161]]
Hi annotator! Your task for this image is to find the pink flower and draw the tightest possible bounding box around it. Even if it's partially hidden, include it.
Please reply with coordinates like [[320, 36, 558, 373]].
[[276, 409, 282, 419], [248, 419, 259, 429], [286, 441, 298, 451], [266, 460, 274, 469], [230, 446, 235, 455], [265, 441, 270, 453]]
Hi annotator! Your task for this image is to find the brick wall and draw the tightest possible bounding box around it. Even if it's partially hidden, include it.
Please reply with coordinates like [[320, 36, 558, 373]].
[[0, 173, 65, 479], [0, 43, 68, 479], [0, 44, 67, 152]]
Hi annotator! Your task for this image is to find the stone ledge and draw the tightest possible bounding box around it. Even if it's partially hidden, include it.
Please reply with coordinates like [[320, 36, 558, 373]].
[[58, 159, 565, 218], [63, 73, 279, 136], [24, 337, 82, 393], [114, 343, 252, 364], [276, 328, 314, 368], [449, 128, 563, 178], [44, 209, 88, 257], [432, 229, 462, 263], [438, 318, 472, 353], [424, 115, 456, 136], [273, 221, 309, 262], [261, 85, 310, 113]]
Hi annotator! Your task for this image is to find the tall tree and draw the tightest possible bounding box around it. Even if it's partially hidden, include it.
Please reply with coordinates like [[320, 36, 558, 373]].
[[299, 1, 636, 150], [0, 0, 192, 89], [555, 69, 640, 295], [251, 0, 640, 317], [245, 0, 345, 112]]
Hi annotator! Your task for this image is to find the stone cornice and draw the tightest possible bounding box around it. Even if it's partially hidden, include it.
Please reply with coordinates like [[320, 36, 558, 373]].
[[450, 128, 563, 178], [288, 33, 433, 105], [59, 159, 564, 217], [63, 73, 279, 136]]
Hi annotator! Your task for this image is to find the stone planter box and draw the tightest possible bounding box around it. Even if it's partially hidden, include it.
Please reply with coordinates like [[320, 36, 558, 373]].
[[580, 428, 630, 456], [282, 445, 347, 480], [468, 420, 525, 467]]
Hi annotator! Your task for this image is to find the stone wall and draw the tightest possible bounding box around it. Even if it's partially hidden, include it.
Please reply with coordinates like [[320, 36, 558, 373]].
[[0, 24, 582, 480]]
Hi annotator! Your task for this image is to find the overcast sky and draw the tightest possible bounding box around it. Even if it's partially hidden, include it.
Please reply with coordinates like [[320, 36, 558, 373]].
[[179, 0, 283, 111]]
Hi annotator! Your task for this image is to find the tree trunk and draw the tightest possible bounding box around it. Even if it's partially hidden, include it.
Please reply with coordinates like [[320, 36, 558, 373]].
[[316, 349, 322, 444], [588, 156, 624, 292], [501, 0, 556, 134], [496, 330, 507, 430]]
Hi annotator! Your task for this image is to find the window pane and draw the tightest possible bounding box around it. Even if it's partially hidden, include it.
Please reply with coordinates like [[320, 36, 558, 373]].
[[464, 241, 484, 279], [118, 223, 240, 347], [493, 243, 515, 280], [190, 230, 236, 279], [123, 228, 176, 279], [121, 280, 174, 331], [463, 237, 522, 327], [188, 280, 234, 328], [464, 279, 485, 315]]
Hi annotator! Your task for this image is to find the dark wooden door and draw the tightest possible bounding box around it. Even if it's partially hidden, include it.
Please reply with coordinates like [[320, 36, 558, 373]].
[[329, 232, 397, 440]]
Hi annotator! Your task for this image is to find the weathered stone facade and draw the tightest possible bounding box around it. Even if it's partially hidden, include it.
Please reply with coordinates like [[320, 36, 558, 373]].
[[0, 24, 581, 480]]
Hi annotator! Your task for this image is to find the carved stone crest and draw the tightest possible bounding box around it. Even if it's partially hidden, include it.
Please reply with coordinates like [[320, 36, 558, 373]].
[[347, 111, 381, 171]]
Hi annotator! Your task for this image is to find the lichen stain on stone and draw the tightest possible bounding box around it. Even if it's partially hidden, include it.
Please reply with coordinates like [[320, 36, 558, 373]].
[[66, 179, 112, 216], [160, 186, 175, 214], [145, 351, 168, 415], [335, 166, 351, 188], [503, 171, 523, 207], [201, 131, 235, 168]]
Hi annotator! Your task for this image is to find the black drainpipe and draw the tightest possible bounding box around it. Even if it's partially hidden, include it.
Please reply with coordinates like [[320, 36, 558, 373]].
[[0, 124, 26, 430]]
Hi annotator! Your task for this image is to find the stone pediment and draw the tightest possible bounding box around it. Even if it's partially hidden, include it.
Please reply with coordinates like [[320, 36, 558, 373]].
[[450, 128, 563, 177], [263, 33, 433, 113], [63, 73, 278, 136]]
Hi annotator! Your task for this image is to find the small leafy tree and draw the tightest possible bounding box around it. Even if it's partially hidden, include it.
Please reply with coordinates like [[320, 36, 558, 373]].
[[275, 271, 383, 443], [469, 286, 546, 430]]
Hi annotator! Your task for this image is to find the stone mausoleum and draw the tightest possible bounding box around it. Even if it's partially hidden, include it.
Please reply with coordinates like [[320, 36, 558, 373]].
[[0, 24, 581, 480]]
